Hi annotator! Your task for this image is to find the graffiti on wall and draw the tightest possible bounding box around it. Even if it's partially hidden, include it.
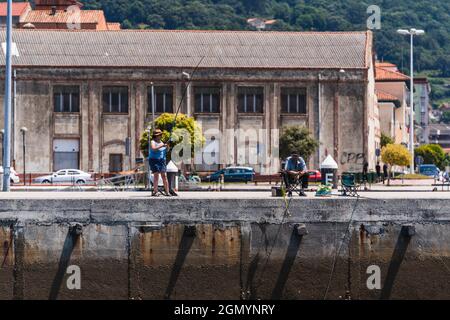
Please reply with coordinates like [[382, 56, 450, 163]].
[[341, 152, 365, 166]]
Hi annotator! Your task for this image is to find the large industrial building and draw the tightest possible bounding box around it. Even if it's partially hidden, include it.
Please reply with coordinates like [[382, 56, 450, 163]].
[[0, 29, 377, 175]]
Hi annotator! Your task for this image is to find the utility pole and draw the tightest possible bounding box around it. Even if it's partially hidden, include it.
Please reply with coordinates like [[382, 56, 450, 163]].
[[2, 0, 13, 191]]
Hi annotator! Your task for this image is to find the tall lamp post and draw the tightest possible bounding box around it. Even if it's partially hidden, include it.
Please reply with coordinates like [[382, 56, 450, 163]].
[[20, 127, 27, 185], [182, 72, 191, 116], [397, 28, 425, 174], [2, 0, 13, 191], [0, 129, 4, 166]]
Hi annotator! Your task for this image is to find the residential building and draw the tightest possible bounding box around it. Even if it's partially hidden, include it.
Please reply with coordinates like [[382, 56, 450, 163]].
[[375, 62, 410, 146], [429, 124, 450, 152], [0, 2, 31, 27], [414, 77, 431, 144], [0, 1, 120, 31]]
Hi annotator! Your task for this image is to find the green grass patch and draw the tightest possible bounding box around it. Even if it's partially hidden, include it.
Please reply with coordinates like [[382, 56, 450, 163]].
[[395, 174, 433, 180]]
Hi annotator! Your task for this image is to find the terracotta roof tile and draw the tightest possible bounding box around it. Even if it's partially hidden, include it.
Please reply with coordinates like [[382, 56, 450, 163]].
[[107, 22, 121, 31], [0, 29, 371, 69], [375, 62, 397, 68], [376, 90, 399, 102], [21, 9, 105, 24], [0, 2, 31, 16], [375, 67, 409, 81]]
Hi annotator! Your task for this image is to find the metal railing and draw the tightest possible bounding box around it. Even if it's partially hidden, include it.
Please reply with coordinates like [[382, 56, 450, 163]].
[[96, 171, 146, 192]]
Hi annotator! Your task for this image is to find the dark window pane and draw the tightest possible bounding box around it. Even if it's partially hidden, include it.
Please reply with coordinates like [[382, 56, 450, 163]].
[[111, 92, 119, 112], [148, 86, 173, 113], [280, 88, 306, 114], [71, 93, 80, 112], [194, 87, 220, 113], [53, 86, 80, 113], [255, 94, 263, 113], [238, 87, 264, 113], [102, 92, 110, 112], [103, 87, 128, 113], [194, 94, 202, 113], [211, 94, 219, 113], [281, 94, 288, 113], [298, 94, 306, 114], [238, 94, 245, 113]]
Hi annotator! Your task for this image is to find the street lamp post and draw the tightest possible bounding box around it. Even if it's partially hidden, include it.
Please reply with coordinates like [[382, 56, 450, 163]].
[[182, 72, 191, 116], [20, 127, 27, 185], [0, 129, 4, 166], [397, 28, 425, 174], [2, 0, 13, 191], [150, 82, 156, 129]]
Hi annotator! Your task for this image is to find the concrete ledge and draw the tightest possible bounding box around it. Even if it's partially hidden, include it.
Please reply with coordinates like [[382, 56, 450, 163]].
[[0, 196, 449, 224]]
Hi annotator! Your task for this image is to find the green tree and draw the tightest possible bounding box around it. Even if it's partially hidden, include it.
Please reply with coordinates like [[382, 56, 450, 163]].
[[381, 144, 412, 185], [441, 111, 450, 124], [415, 144, 446, 169], [380, 132, 394, 148], [139, 113, 205, 161], [279, 126, 319, 161]]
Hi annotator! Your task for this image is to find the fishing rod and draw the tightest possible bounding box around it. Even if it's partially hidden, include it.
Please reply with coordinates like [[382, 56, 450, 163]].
[[165, 56, 205, 145]]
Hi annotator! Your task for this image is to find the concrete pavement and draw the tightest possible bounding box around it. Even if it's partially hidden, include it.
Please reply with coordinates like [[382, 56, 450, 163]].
[[1, 189, 450, 199]]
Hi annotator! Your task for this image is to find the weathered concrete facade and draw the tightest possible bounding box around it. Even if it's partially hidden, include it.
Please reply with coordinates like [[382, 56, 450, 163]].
[[0, 30, 378, 174], [0, 197, 449, 300]]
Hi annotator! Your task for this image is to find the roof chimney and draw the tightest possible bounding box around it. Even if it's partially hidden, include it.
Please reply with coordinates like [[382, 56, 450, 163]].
[[51, 6, 57, 15]]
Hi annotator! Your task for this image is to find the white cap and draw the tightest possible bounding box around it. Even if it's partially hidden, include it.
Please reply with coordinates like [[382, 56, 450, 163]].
[[166, 160, 179, 172], [320, 155, 338, 169]]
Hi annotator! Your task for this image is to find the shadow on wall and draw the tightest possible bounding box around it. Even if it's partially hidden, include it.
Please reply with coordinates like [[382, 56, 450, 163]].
[[48, 228, 80, 300], [271, 229, 303, 299], [164, 225, 196, 300], [380, 226, 412, 300]]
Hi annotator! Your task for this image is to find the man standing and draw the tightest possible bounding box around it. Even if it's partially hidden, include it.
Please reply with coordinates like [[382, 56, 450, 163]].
[[284, 152, 308, 197]]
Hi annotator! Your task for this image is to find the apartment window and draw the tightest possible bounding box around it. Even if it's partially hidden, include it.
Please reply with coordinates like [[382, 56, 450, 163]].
[[194, 87, 220, 113], [53, 86, 80, 113], [238, 87, 264, 113], [109, 154, 123, 173], [103, 86, 129, 113], [148, 86, 173, 113], [281, 88, 307, 114]]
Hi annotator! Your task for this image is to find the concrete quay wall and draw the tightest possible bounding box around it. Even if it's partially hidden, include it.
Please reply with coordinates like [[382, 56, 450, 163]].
[[0, 197, 449, 300]]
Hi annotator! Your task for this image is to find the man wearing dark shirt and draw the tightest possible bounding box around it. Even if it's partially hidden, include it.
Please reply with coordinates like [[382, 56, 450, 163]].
[[284, 152, 308, 196]]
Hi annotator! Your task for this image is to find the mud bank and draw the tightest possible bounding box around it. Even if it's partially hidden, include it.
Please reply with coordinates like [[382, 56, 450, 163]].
[[0, 197, 449, 300]]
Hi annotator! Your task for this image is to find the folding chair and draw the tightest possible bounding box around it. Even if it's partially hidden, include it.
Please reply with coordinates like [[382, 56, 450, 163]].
[[341, 173, 360, 197], [280, 170, 304, 197]]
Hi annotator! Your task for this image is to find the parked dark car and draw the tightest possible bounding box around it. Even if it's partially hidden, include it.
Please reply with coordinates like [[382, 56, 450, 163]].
[[307, 170, 322, 182], [207, 167, 255, 182]]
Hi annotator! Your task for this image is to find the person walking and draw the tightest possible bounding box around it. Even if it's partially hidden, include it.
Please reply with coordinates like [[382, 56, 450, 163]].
[[376, 162, 381, 183], [383, 163, 388, 184], [149, 129, 170, 197]]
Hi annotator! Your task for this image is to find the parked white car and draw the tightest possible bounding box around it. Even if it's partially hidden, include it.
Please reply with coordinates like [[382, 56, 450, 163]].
[[33, 169, 93, 185], [0, 167, 20, 184]]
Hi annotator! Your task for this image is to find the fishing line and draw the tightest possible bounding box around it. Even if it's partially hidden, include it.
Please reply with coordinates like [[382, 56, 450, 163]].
[[166, 56, 205, 144], [323, 194, 360, 299]]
